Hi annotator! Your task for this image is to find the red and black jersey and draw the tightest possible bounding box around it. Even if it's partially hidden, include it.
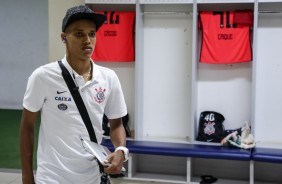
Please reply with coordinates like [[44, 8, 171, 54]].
[[199, 11, 253, 64], [92, 11, 135, 62]]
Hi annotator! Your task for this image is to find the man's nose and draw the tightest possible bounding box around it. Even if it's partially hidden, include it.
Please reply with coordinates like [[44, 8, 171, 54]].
[[84, 36, 91, 44]]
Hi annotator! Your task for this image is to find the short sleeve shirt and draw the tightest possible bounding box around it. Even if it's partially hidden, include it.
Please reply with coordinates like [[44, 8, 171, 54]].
[[23, 57, 127, 183]]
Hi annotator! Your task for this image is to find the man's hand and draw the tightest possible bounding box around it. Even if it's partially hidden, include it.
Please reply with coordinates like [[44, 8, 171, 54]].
[[103, 150, 124, 174]]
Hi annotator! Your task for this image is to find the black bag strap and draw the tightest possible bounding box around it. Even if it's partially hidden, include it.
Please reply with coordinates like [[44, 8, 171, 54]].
[[58, 61, 109, 179], [58, 60, 97, 143]]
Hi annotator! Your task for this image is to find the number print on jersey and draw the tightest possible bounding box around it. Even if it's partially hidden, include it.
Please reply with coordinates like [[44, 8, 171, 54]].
[[103, 12, 119, 24], [213, 11, 236, 28]]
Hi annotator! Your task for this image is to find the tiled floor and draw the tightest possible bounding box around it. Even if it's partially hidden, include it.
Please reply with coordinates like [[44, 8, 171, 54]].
[[0, 171, 21, 184], [0, 170, 168, 184]]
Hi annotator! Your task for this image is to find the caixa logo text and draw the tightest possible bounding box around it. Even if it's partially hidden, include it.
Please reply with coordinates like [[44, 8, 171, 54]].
[[55, 96, 71, 101]]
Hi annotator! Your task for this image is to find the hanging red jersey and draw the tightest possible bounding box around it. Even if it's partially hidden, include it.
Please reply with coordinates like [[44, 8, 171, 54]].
[[199, 11, 253, 64], [92, 11, 135, 62], [234, 10, 253, 26]]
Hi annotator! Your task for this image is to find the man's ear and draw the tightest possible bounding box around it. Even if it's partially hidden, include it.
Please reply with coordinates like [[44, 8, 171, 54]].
[[61, 33, 67, 43]]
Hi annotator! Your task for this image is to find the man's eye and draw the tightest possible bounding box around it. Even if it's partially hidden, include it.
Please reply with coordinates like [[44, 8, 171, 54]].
[[75, 32, 83, 37], [89, 32, 96, 37]]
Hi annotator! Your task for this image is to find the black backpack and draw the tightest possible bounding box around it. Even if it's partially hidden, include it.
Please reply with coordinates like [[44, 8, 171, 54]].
[[102, 113, 131, 137], [196, 111, 227, 143]]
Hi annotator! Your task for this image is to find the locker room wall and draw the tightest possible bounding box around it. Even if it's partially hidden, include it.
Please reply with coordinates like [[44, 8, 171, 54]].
[[0, 0, 48, 109], [0, 0, 85, 109]]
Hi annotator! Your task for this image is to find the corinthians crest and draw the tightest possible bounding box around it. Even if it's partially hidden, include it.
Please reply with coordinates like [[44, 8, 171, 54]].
[[94, 87, 106, 104], [204, 122, 215, 135]]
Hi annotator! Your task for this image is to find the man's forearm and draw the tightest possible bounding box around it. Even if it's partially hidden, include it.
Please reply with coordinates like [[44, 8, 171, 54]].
[[109, 118, 126, 148], [20, 122, 35, 183]]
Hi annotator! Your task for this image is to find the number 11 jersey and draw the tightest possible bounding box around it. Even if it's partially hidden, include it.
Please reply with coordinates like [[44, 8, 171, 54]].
[[199, 11, 252, 64]]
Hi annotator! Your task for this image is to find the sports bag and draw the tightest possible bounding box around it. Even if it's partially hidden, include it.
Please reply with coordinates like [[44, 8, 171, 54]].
[[103, 114, 131, 137], [196, 111, 227, 143]]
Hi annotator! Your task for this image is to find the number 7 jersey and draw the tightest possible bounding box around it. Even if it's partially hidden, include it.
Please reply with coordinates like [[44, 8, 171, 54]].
[[199, 11, 253, 64]]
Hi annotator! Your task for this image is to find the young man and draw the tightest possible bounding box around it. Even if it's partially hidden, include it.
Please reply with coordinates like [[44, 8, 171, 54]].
[[20, 5, 128, 184]]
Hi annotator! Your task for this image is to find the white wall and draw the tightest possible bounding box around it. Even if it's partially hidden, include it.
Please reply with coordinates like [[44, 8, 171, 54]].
[[0, 0, 48, 109], [255, 12, 282, 144], [0, 0, 83, 109]]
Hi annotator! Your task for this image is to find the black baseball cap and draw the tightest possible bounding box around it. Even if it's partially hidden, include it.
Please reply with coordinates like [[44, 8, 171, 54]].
[[62, 5, 106, 32]]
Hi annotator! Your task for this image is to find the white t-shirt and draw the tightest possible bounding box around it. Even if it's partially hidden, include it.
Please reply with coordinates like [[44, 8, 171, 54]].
[[23, 57, 127, 184]]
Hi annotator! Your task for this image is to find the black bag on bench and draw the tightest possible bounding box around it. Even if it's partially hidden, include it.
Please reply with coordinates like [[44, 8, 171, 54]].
[[196, 111, 227, 143]]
